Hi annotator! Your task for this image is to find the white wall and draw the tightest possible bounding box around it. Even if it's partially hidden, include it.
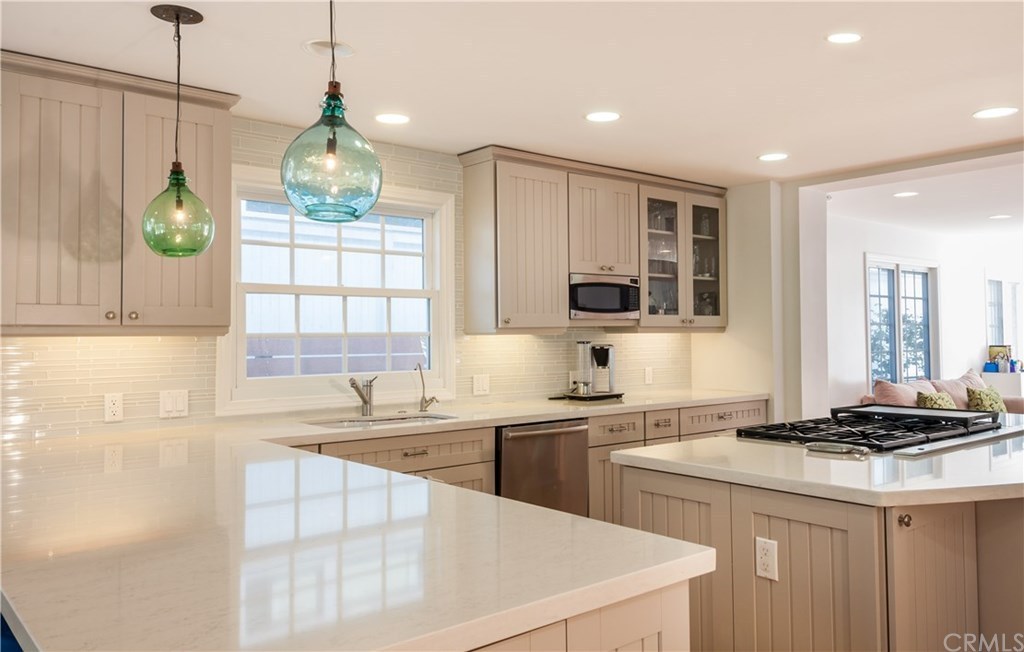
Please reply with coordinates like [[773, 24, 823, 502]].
[[826, 216, 1023, 407]]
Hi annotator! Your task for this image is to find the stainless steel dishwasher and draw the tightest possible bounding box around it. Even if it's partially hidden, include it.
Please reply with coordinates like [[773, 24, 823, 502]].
[[497, 419, 589, 516]]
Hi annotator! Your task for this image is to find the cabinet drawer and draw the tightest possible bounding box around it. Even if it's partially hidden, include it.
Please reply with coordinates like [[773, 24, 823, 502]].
[[679, 400, 767, 436], [320, 427, 495, 473], [588, 412, 645, 446], [415, 462, 495, 494], [645, 409, 680, 440]]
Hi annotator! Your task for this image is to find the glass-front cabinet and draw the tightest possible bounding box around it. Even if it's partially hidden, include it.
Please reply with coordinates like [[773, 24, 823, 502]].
[[640, 186, 726, 328]]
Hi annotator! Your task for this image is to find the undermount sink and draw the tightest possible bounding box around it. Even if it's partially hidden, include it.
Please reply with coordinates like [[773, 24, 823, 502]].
[[308, 413, 458, 429]]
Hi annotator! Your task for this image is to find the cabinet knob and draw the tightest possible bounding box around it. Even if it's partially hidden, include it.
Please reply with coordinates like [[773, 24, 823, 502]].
[[128, 311, 139, 320], [897, 513, 913, 528], [600, 265, 608, 271], [104, 311, 117, 320], [609, 265, 615, 272], [503, 318, 511, 325], [690, 319, 696, 324]]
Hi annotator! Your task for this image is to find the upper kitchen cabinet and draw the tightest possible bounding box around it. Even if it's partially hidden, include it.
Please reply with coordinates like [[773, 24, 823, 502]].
[[640, 186, 727, 329], [0, 53, 238, 335], [1, 72, 123, 327], [462, 151, 570, 333], [121, 92, 231, 328], [568, 174, 638, 276]]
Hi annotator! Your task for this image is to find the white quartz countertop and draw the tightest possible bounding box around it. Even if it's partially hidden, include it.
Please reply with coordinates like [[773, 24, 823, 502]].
[[0, 390, 743, 651], [612, 414, 1024, 507]]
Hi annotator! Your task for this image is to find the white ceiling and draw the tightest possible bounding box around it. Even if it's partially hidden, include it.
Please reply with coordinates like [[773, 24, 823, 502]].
[[2, 1, 1022, 190]]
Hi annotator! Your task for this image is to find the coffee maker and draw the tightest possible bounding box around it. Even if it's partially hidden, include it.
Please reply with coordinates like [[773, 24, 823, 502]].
[[564, 341, 624, 400]]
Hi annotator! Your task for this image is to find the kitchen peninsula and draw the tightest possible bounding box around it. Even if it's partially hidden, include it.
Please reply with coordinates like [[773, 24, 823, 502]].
[[612, 415, 1024, 652], [0, 391, 759, 651]]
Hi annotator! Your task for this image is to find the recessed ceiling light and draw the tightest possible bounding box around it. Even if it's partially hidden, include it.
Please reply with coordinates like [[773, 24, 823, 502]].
[[758, 153, 788, 162], [302, 39, 354, 59], [988, 214, 1012, 220], [375, 113, 410, 125], [827, 33, 862, 44], [585, 111, 620, 123], [893, 192, 919, 198], [972, 107, 1019, 119]]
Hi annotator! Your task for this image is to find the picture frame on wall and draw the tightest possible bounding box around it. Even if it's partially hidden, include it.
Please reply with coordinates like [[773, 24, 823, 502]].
[[988, 345, 1012, 363]]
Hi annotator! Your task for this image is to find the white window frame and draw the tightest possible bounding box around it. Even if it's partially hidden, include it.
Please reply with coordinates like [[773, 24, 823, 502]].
[[863, 254, 941, 390], [986, 276, 1021, 351], [216, 165, 456, 416]]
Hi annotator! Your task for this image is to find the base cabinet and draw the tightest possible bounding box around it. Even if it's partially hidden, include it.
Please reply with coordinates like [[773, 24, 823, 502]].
[[621, 467, 985, 652], [473, 583, 690, 652], [415, 461, 495, 493], [587, 441, 642, 524]]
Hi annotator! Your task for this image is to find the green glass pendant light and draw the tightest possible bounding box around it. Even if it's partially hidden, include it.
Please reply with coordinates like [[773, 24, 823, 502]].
[[142, 5, 215, 257], [280, 0, 382, 223]]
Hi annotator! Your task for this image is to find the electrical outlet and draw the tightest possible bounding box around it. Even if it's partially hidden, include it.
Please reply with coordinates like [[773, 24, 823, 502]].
[[644, 367, 654, 384], [104, 393, 124, 422], [472, 374, 490, 396], [568, 371, 578, 389], [755, 536, 779, 581], [104, 445, 123, 473]]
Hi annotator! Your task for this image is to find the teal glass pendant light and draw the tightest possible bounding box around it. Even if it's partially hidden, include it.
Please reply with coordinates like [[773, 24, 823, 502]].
[[281, 0, 382, 222], [142, 5, 215, 257]]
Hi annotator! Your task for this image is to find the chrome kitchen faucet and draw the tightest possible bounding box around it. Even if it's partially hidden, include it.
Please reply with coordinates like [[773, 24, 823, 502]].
[[348, 376, 377, 416], [416, 363, 438, 412]]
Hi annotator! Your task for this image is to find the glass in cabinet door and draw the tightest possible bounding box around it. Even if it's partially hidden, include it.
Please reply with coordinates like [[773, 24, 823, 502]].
[[646, 197, 680, 316], [691, 203, 721, 318]]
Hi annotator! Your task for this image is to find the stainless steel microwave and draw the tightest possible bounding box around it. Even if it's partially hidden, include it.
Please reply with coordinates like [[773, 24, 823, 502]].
[[569, 273, 641, 320]]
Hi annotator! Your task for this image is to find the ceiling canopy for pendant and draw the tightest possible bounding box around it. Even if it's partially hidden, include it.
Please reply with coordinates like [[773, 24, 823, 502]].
[[280, 0, 382, 223], [141, 4, 216, 258]]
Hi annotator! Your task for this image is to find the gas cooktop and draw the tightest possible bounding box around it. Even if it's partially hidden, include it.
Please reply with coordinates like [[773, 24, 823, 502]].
[[736, 404, 1003, 454]]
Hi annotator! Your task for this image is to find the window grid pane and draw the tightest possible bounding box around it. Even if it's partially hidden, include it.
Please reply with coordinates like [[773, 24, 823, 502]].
[[868, 266, 897, 382], [900, 270, 930, 381]]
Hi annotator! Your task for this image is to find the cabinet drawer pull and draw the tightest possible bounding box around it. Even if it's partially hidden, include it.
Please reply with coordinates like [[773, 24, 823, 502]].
[[105, 311, 117, 320], [717, 412, 734, 421], [898, 513, 912, 528], [128, 311, 139, 320], [606, 424, 630, 433], [654, 418, 673, 427], [403, 449, 429, 458]]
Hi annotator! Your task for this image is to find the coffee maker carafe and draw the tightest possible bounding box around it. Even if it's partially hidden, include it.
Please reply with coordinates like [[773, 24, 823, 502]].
[[565, 341, 624, 400]]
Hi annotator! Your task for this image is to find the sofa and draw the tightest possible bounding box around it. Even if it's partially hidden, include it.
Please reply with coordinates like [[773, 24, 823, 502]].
[[860, 370, 1024, 414]]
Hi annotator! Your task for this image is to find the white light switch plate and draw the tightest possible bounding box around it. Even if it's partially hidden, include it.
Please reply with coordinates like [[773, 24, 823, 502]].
[[472, 374, 490, 396], [159, 438, 189, 467], [159, 390, 189, 418]]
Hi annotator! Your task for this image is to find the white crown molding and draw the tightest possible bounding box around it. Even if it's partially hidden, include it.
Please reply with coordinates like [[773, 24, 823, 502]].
[[1, 50, 240, 111]]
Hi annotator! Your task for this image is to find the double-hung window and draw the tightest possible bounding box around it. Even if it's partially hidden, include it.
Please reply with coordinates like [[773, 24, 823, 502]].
[[866, 258, 937, 384], [219, 166, 455, 414], [987, 279, 1020, 351]]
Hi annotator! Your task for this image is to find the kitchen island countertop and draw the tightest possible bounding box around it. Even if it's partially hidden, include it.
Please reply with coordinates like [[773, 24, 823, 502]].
[[0, 390, 740, 651], [611, 413, 1024, 506]]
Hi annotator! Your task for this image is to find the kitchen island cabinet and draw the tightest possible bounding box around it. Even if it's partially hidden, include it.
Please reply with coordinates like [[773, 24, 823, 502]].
[[614, 421, 1024, 652]]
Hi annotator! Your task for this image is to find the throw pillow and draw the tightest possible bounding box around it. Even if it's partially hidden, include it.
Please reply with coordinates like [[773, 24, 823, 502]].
[[931, 370, 987, 410], [967, 386, 1007, 412], [873, 379, 937, 406], [916, 391, 957, 410]]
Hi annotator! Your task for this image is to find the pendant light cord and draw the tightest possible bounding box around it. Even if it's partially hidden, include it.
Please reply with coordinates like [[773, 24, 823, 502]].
[[173, 13, 182, 163], [329, 0, 337, 84]]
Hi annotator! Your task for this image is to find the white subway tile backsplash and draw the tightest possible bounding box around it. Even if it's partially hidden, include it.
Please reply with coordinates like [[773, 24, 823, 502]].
[[2, 118, 691, 438]]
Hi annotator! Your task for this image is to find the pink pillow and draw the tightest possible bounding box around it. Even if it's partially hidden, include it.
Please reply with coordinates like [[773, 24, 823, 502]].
[[931, 370, 987, 410], [872, 378, 937, 406]]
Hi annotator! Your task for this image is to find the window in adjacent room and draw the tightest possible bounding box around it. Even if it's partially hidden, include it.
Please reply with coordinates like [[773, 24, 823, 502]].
[[866, 259, 937, 384], [218, 166, 455, 414], [987, 279, 1020, 352]]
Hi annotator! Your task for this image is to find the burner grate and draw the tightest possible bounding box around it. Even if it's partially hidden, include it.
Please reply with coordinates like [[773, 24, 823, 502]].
[[736, 413, 974, 452]]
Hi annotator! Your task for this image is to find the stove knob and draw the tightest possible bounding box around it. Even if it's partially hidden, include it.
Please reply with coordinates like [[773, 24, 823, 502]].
[[897, 513, 913, 528]]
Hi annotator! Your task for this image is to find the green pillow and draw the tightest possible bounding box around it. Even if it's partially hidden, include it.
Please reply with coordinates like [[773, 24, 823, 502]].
[[917, 391, 957, 410], [967, 386, 1007, 412]]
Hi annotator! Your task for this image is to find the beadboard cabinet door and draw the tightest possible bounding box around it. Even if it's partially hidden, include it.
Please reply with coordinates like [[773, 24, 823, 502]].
[[1, 72, 123, 327], [568, 173, 639, 276], [495, 161, 569, 329], [121, 92, 231, 328]]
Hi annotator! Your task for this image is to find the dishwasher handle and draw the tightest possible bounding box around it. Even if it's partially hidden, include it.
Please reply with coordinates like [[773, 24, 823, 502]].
[[503, 423, 588, 440]]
